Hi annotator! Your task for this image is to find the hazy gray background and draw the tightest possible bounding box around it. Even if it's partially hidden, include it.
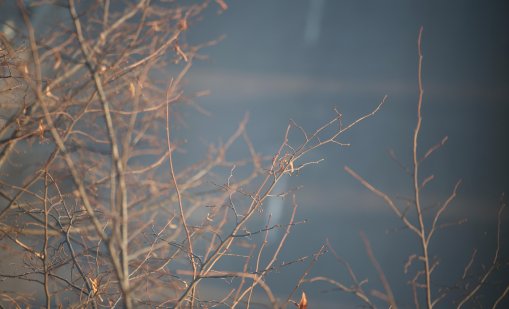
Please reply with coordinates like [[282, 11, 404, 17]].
[[182, 0, 509, 306]]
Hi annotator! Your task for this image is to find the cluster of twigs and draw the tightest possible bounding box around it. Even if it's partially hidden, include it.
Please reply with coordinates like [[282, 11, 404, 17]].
[[0, 1, 387, 307], [2, 2, 506, 308]]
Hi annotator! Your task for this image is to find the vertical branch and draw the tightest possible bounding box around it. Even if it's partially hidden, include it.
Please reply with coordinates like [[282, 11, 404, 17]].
[[68, 0, 131, 306], [413, 26, 433, 309], [166, 86, 197, 307], [102, 0, 110, 28], [43, 170, 51, 308]]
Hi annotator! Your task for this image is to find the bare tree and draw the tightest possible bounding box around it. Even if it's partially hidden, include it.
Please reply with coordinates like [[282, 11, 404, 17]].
[[0, 1, 385, 307]]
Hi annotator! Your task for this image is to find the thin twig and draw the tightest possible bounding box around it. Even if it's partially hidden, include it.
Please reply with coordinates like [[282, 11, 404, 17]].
[[360, 231, 398, 309], [166, 83, 197, 307]]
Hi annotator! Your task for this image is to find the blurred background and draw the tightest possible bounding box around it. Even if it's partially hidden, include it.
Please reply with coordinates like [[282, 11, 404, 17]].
[[2, 0, 508, 307], [185, 0, 509, 306]]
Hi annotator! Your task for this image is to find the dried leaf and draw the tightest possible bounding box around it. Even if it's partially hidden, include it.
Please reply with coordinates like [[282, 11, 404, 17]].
[[149, 21, 161, 32], [89, 277, 99, 294], [38, 120, 45, 139], [178, 19, 188, 31], [298, 291, 308, 309], [98, 65, 107, 73], [89, 277, 104, 301], [129, 82, 136, 97], [53, 51, 61, 69]]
